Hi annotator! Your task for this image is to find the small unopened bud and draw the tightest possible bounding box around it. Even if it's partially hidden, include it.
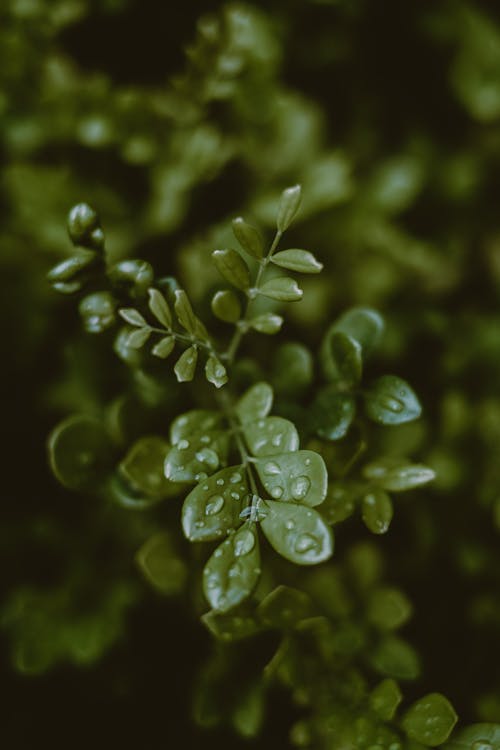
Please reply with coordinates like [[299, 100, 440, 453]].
[[67, 203, 104, 251]]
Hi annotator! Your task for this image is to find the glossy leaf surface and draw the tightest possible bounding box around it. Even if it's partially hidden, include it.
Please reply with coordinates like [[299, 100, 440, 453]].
[[255, 451, 328, 506], [260, 501, 333, 565]]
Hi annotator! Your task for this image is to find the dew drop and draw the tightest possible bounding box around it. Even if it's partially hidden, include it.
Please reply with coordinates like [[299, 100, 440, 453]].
[[216, 478, 225, 486], [271, 486, 284, 498], [230, 472, 242, 484], [202, 484, 209, 491], [195, 521, 205, 528], [231, 492, 240, 500], [473, 743, 493, 750], [234, 529, 255, 556], [206, 495, 224, 515], [228, 562, 242, 578], [285, 519, 295, 530], [305, 458, 311, 466], [294, 534, 319, 554], [271, 433, 282, 447], [379, 396, 404, 413], [263, 461, 280, 475], [214, 548, 223, 558], [178, 439, 189, 450], [291, 475, 311, 500], [200, 435, 210, 444]]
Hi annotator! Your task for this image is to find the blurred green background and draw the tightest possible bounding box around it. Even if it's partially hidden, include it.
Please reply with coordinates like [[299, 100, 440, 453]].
[[3, 0, 500, 746]]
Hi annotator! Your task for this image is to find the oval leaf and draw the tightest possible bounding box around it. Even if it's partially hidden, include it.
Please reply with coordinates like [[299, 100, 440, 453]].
[[212, 249, 251, 291], [48, 415, 114, 491], [364, 375, 422, 425], [277, 184, 302, 232], [271, 249, 323, 274], [363, 458, 435, 491], [248, 313, 284, 334], [260, 501, 333, 565], [243, 417, 299, 457], [211, 290, 241, 323], [174, 290, 208, 339], [402, 694, 458, 747], [255, 451, 328, 506], [119, 308, 147, 327], [135, 532, 187, 595], [203, 524, 261, 612], [165, 430, 229, 482], [236, 383, 274, 423], [259, 277, 303, 302], [369, 679, 403, 721], [170, 410, 222, 445], [182, 466, 248, 542], [205, 356, 228, 389], [126, 327, 151, 349], [232, 217, 264, 259], [174, 346, 198, 383], [370, 635, 421, 681], [151, 335, 175, 359], [148, 288, 172, 328], [362, 489, 393, 534], [311, 386, 356, 441], [120, 435, 180, 500]]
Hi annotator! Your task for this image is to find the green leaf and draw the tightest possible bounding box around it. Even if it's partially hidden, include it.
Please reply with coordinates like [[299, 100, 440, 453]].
[[236, 382, 274, 423], [67, 203, 102, 248], [232, 217, 264, 259], [205, 356, 228, 389], [203, 524, 261, 612], [135, 532, 187, 595], [271, 249, 323, 273], [232, 682, 266, 739], [165, 430, 229, 483], [362, 489, 393, 534], [332, 307, 384, 357], [320, 480, 363, 524], [79, 292, 116, 334], [255, 451, 328, 506], [201, 609, 262, 642], [151, 335, 175, 359], [367, 587, 413, 630], [47, 251, 101, 286], [277, 184, 302, 232], [119, 308, 148, 327], [119, 435, 180, 500], [243, 417, 299, 457], [174, 346, 198, 382], [48, 415, 114, 491], [260, 501, 333, 565], [109, 259, 154, 298], [248, 313, 284, 334], [147, 288, 172, 328], [182, 467, 248, 542], [363, 458, 436, 491], [257, 586, 316, 629], [211, 290, 241, 323], [259, 277, 303, 302], [370, 635, 420, 680], [174, 290, 208, 339], [330, 332, 363, 386], [212, 249, 251, 291], [369, 679, 403, 721], [272, 342, 313, 395], [402, 694, 458, 747], [364, 375, 422, 425], [126, 326, 151, 348], [311, 386, 356, 441], [170, 410, 222, 445]]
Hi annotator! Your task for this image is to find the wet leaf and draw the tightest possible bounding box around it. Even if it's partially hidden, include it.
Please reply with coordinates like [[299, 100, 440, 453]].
[[402, 694, 458, 747], [212, 249, 251, 291], [201, 609, 262, 642], [135, 532, 187, 595], [277, 184, 302, 232], [151, 335, 175, 359], [271, 249, 323, 273], [311, 386, 356, 441], [205, 356, 228, 389], [119, 435, 180, 500], [165, 430, 229, 482], [248, 313, 284, 334], [362, 489, 394, 534], [363, 458, 436, 491], [174, 346, 198, 382], [259, 277, 303, 302], [203, 524, 261, 612], [170, 410, 222, 445], [257, 585, 316, 629], [243, 417, 299, 457], [332, 307, 384, 357], [182, 467, 248, 542], [48, 415, 114, 491], [369, 679, 403, 721], [211, 290, 241, 323], [236, 382, 274, 423], [119, 308, 148, 327], [147, 287, 172, 328], [260, 501, 333, 565], [321, 480, 363, 524], [329, 332, 363, 386], [232, 217, 264, 259], [364, 375, 422, 425], [255, 451, 328, 506]]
